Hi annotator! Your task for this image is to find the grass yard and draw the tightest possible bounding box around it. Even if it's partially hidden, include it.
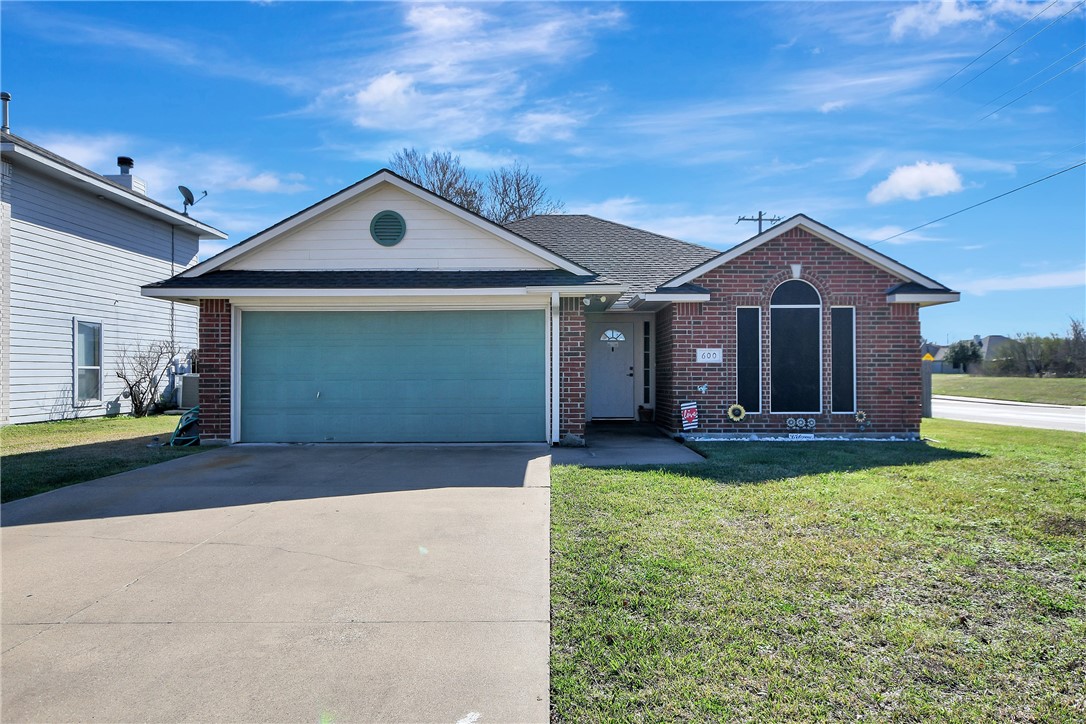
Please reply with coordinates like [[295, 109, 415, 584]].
[[551, 419, 1085, 721], [1, 415, 209, 503], [932, 373, 1086, 406]]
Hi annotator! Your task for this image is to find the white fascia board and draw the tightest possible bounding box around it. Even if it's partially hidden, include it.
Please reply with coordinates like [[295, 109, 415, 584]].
[[663, 215, 944, 290], [886, 292, 960, 306], [1, 143, 227, 240], [142, 284, 625, 300], [628, 292, 711, 308], [181, 171, 593, 278]]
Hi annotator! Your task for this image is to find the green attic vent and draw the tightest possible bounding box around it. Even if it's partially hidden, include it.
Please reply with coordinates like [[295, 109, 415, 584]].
[[370, 210, 406, 246]]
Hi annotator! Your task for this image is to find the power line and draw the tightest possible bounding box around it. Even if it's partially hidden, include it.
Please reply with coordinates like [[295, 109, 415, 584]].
[[978, 43, 1085, 109], [957, 0, 1085, 91], [873, 161, 1085, 246], [937, 0, 1061, 89], [977, 58, 1086, 122]]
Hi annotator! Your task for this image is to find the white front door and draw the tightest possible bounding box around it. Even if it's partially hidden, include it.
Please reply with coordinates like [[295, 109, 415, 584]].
[[588, 322, 635, 419]]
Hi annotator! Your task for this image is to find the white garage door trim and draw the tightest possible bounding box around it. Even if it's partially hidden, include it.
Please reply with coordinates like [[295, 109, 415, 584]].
[[228, 296, 561, 444]]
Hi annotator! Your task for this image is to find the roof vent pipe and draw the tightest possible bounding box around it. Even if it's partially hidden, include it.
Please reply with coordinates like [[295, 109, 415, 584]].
[[1, 91, 11, 133], [117, 156, 134, 175]]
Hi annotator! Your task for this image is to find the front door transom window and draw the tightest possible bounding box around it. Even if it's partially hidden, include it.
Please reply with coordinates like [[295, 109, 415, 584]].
[[600, 329, 626, 342]]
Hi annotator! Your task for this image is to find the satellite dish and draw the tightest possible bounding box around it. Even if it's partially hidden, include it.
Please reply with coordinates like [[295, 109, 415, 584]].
[[178, 185, 207, 215]]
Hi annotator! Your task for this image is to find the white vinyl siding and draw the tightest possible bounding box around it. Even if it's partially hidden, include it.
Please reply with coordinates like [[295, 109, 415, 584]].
[[224, 185, 555, 272], [3, 164, 200, 423]]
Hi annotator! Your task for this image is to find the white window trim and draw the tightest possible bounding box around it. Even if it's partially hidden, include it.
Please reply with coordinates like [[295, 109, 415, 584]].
[[736, 306, 761, 414], [831, 306, 857, 414], [73, 317, 104, 406], [769, 280, 822, 415]]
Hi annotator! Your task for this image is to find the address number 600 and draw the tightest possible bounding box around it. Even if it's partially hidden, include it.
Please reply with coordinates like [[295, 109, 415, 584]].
[[696, 348, 723, 363]]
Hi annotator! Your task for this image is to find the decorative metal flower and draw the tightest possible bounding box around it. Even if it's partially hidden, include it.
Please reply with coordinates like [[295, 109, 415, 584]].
[[787, 417, 796, 428], [726, 403, 746, 422], [855, 410, 868, 424], [807, 418, 816, 429]]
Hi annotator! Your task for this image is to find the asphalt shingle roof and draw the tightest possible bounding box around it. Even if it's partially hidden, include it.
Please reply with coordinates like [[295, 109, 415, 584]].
[[144, 269, 614, 291], [506, 215, 719, 302]]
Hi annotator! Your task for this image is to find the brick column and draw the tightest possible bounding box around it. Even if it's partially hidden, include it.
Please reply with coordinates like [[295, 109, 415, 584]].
[[198, 299, 232, 441], [559, 297, 586, 438]]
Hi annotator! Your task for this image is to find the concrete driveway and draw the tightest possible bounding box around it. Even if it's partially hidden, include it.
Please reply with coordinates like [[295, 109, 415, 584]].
[[2, 444, 552, 723]]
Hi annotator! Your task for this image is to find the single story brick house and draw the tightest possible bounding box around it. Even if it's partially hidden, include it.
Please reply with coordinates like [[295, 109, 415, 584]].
[[143, 169, 958, 444]]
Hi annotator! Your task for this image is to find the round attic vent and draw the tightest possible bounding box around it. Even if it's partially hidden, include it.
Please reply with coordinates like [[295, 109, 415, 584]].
[[370, 210, 406, 246]]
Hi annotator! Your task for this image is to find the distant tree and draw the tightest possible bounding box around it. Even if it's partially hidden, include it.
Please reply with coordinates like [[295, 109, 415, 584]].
[[389, 148, 562, 223], [944, 340, 982, 371], [484, 161, 564, 224], [1068, 317, 1086, 377], [389, 149, 484, 214]]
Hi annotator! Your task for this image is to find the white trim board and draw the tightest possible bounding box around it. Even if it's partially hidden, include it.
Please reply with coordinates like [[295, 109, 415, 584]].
[[143, 284, 625, 301], [181, 170, 593, 278], [663, 214, 949, 291]]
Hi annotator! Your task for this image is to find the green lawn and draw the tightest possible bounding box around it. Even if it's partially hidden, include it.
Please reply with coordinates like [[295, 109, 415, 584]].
[[551, 419, 1085, 721], [932, 373, 1086, 406], [1, 415, 209, 503]]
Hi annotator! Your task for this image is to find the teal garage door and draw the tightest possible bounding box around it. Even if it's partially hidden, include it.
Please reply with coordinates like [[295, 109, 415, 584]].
[[240, 310, 546, 442]]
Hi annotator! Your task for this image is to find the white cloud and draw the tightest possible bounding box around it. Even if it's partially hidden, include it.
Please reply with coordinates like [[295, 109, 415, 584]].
[[867, 161, 963, 204], [32, 131, 309, 203], [568, 196, 738, 248], [948, 268, 1086, 295], [32, 132, 131, 172], [514, 111, 580, 143], [891, 1, 984, 39], [317, 4, 624, 145], [352, 71, 422, 128], [819, 100, 848, 113]]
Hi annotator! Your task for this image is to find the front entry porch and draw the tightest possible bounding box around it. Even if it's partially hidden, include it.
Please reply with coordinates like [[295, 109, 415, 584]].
[[552, 421, 704, 466], [585, 314, 655, 422]]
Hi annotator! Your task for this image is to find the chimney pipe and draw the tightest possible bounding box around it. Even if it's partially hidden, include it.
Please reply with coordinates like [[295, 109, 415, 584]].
[[117, 156, 134, 175], [1, 91, 11, 133]]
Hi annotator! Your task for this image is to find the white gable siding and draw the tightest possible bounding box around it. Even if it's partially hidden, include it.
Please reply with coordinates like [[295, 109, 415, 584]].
[[224, 184, 555, 271], [3, 165, 200, 424]]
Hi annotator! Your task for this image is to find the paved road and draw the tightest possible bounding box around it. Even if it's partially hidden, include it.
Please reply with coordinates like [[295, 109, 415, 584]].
[[932, 395, 1086, 433], [2, 444, 552, 723]]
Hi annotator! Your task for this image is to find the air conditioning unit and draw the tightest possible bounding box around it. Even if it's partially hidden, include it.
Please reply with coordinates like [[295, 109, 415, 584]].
[[179, 373, 200, 409]]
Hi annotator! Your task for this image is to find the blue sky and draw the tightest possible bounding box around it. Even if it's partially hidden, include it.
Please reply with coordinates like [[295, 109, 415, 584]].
[[3, 0, 1083, 344]]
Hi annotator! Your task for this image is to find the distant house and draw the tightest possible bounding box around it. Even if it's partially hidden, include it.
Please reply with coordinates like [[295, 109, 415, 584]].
[[1, 125, 226, 424], [144, 169, 958, 443]]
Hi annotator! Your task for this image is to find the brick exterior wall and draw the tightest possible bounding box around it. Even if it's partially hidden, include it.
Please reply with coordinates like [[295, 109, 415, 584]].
[[559, 297, 586, 437], [198, 299, 232, 440], [656, 228, 923, 436]]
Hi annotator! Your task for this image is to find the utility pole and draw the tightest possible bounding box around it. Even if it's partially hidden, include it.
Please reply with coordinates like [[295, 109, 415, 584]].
[[736, 211, 782, 234]]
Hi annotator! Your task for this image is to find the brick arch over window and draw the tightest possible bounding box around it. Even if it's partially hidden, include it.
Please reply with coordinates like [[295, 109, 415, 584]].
[[769, 279, 822, 413]]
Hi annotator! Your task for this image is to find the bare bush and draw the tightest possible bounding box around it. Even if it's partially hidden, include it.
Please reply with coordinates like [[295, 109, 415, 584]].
[[115, 340, 178, 417]]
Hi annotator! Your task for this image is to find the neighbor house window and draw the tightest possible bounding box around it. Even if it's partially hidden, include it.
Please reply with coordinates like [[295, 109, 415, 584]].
[[770, 280, 821, 413], [831, 307, 856, 413], [736, 307, 761, 413], [74, 319, 103, 403]]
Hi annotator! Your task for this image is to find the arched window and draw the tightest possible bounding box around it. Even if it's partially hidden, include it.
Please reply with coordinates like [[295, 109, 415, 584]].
[[770, 280, 821, 412]]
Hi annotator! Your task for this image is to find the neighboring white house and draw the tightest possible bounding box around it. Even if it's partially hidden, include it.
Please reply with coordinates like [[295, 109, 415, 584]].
[[1, 124, 226, 424]]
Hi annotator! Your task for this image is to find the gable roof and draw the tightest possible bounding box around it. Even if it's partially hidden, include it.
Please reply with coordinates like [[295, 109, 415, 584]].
[[1, 130, 226, 240], [182, 169, 592, 278], [506, 214, 719, 302], [664, 214, 951, 291]]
